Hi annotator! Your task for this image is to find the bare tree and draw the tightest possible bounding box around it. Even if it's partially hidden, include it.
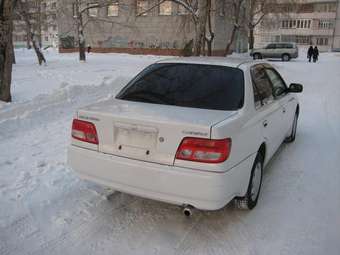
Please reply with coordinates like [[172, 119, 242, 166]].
[[204, 0, 214, 56], [246, 0, 296, 49], [224, 0, 246, 56], [16, 0, 46, 65], [247, 0, 274, 50], [0, 0, 16, 102], [193, 0, 208, 55], [137, 0, 212, 56], [70, 0, 124, 61]]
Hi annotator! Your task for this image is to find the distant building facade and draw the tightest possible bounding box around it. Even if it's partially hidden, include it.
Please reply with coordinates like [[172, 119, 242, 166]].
[[254, 0, 340, 51], [13, 0, 59, 48], [57, 0, 248, 56]]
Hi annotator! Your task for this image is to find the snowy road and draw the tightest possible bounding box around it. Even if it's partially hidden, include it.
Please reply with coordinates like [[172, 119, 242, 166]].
[[0, 51, 340, 255]]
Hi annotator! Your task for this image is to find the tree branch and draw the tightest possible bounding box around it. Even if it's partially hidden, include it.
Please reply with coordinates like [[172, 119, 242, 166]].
[[136, 0, 167, 17]]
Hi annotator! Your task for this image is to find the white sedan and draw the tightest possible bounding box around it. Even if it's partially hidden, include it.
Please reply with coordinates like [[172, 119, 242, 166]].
[[67, 58, 303, 213]]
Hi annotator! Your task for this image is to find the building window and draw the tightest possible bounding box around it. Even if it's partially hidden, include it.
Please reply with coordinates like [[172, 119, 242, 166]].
[[298, 4, 313, 13], [137, 0, 148, 16], [281, 20, 288, 29], [296, 35, 311, 44], [159, 1, 172, 15], [45, 36, 49, 42], [314, 3, 337, 12], [317, 37, 329, 45], [319, 20, 334, 29], [108, 2, 119, 16], [51, 2, 56, 9], [329, 3, 337, 12], [289, 20, 293, 28], [88, 3, 99, 17]]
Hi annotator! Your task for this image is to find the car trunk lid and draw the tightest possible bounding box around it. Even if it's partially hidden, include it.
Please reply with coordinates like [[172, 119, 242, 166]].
[[76, 99, 236, 165]]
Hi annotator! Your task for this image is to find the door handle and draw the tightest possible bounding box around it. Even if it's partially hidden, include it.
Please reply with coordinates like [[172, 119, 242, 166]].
[[263, 120, 268, 127]]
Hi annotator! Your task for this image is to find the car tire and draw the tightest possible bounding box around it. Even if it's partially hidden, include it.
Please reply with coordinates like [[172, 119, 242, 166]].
[[285, 110, 299, 143], [234, 152, 264, 210], [282, 54, 290, 61], [253, 53, 262, 60]]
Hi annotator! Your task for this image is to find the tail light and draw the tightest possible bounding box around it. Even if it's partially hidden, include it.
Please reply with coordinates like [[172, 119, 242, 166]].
[[175, 137, 231, 163], [72, 119, 98, 144]]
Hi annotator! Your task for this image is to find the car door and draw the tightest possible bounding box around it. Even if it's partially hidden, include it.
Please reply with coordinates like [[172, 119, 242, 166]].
[[250, 64, 285, 162], [264, 43, 276, 58], [274, 43, 284, 58], [264, 66, 297, 137]]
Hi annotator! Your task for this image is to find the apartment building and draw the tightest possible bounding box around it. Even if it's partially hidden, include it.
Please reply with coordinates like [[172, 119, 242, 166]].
[[57, 0, 248, 56], [13, 0, 59, 48], [254, 0, 340, 51]]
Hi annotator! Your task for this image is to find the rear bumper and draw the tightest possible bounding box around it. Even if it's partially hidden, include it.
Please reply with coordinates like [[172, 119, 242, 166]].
[[67, 145, 255, 210]]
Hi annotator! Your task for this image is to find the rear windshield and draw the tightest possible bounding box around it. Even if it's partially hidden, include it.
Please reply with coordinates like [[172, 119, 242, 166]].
[[116, 63, 244, 111]]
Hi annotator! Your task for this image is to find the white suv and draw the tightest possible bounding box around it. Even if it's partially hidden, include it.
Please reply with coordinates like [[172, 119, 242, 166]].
[[250, 43, 299, 61], [67, 58, 303, 212]]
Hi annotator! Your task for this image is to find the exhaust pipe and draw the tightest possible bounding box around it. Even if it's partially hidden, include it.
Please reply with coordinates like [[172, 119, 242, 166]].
[[183, 205, 194, 217]]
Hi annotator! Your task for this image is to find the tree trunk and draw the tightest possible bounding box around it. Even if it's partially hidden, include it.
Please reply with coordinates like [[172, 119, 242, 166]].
[[194, 0, 208, 56], [37, 0, 42, 48], [205, 0, 214, 56], [26, 31, 31, 49], [11, 29, 16, 64], [224, 25, 238, 56], [224, 0, 243, 56], [76, 1, 86, 61], [17, 0, 46, 65], [249, 25, 254, 50], [0, 0, 14, 102], [79, 30, 86, 61], [32, 37, 46, 65], [206, 39, 212, 56]]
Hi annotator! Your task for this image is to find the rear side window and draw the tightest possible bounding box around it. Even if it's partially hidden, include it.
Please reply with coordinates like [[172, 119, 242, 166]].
[[116, 63, 244, 111], [278, 43, 293, 49], [266, 44, 276, 49], [251, 65, 274, 104]]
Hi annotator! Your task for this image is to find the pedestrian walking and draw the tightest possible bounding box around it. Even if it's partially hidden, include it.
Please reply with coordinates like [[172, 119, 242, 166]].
[[307, 45, 313, 62], [313, 46, 319, 63]]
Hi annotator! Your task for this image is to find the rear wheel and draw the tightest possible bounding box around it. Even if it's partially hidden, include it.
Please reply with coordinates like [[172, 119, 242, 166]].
[[234, 153, 264, 210], [253, 53, 262, 60], [282, 54, 290, 61], [285, 110, 299, 143]]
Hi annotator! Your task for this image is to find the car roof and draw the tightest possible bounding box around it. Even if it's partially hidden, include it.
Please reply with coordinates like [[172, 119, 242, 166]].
[[156, 57, 255, 68], [267, 42, 296, 46], [156, 57, 270, 69]]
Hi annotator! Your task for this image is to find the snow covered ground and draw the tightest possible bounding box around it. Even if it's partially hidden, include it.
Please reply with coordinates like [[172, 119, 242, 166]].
[[0, 49, 340, 255]]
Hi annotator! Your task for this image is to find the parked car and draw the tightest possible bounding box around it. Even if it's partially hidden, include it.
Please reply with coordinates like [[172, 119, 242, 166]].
[[67, 58, 303, 213], [250, 43, 299, 61]]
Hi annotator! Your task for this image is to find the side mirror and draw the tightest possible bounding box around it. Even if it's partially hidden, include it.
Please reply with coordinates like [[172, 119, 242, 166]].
[[288, 83, 303, 93]]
